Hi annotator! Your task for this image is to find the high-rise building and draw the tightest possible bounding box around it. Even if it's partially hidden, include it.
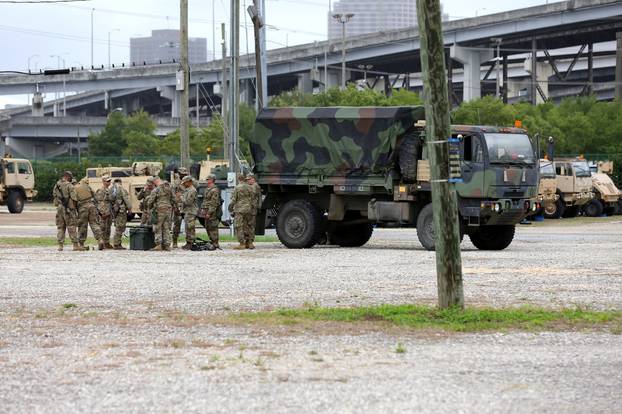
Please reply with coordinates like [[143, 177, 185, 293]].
[[130, 30, 208, 65], [328, 0, 445, 40]]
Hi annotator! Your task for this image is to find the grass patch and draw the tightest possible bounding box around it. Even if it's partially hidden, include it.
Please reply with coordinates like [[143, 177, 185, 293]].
[[234, 304, 622, 333], [395, 343, 406, 354]]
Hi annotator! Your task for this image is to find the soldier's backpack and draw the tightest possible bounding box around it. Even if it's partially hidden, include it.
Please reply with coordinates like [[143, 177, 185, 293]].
[[191, 238, 217, 251]]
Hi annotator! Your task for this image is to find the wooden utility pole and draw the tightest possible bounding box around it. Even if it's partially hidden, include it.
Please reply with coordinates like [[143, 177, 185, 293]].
[[416, 0, 464, 309], [180, 0, 190, 167], [221, 23, 229, 162]]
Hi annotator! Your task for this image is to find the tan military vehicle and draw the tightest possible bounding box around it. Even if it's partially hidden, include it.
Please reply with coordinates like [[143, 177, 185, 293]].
[[536, 158, 559, 216], [544, 157, 593, 219], [584, 161, 622, 216], [84, 161, 162, 220], [0, 157, 37, 213]]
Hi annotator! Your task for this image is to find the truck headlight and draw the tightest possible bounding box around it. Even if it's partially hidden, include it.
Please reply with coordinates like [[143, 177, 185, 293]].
[[494, 203, 501, 212]]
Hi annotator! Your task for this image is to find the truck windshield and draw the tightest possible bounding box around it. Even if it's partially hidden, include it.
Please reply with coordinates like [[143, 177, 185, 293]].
[[484, 133, 535, 165], [539, 161, 555, 177], [572, 161, 591, 177]]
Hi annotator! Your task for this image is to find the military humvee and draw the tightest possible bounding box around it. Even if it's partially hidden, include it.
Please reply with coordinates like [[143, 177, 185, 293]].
[[84, 161, 162, 220], [584, 161, 621, 216], [536, 159, 559, 217], [249, 107, 539, 250], [544, 158, 593, 218], [0, 157, 37, 213]]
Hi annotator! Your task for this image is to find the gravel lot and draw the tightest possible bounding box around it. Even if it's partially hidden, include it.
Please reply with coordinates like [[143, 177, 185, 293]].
[[1, 209, 621, 412]]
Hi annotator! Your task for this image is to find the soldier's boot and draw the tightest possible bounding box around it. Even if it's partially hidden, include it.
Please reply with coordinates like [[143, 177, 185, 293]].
[[113, 245, 126, 250], [163, 244, 172, 251], [246, 242, 255, 250], [212, 242, 221, 250], [98, 241, 105, 251], [233, 243, 246, 250], [57, 243, 64, 252], [151, 244, 163, 251], [105, 242, 114, 249], [182, 243, 192, 250], [172, 241, 178, 249], [73, 242, 85, 251]]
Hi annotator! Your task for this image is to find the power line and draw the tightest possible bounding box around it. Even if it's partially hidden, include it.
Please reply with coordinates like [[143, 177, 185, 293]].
[[0, 0, 90, 3]]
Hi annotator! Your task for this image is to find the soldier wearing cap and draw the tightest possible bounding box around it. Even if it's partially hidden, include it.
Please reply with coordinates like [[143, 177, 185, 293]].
[[229, 172, 256, 249], [52, 171, 81, 251], [201, 173, 222, 248], [246, 173, 261, 249], [147, 176, 177, 251], [137, 176, 156, 226], [171, 166, 190, 248], [95, 175, 114, 249], [180, 175, 198, 249], [111, 178, 132, 249], [75, 177, 104, 250]]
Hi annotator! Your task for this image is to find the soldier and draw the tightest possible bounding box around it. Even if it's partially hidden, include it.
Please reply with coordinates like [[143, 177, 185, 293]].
[[75, 177, 104, 250], [147, 176, 176, 251], [95, 175, 114, 249], [180, 175, 198, 250], [171, 167, 189, 248], [201, 174, 222, 249], [246, 174, 261, 249], [52, 171, 81, 251], [111, 178, 132, 250], [137, 177, 155, 226], [228, 173, 256, 250]]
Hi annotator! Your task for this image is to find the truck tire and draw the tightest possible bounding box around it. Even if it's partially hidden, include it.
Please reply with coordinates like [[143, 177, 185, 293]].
[[603, 205, 617, 216], [276, 199, 324, 249], [398, 133, 419, 183], [544, 198, 565, 219], [328, 222, 373, 247], [7, 191, 24, 214], [562, 206, 579, 218], [616, 200, 622, 215], [415, 203, 464, 251], [469, 225, 515, 251], [584, 199, 604, 217]]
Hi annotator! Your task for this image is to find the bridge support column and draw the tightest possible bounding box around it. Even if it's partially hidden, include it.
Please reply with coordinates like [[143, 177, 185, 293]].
[[159, 86, 181, 118], [240, 79, 254, 106], [524, 59, 553, 104], [616, 33, 622, 100], [450, 45, 493, 102], [31, 92, 44, 117], [297, 72, 313, 94]]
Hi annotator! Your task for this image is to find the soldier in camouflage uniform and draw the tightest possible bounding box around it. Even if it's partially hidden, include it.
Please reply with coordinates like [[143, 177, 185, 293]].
[[171, 167, 189, 248], [180, 175, 198, 250], [137, 177, 155, 226], [147, 176, 176, 251], [246, 174, 261, 249], [201, 174, 221, 249], [111, 178, 132, 250], [75, 177, 104, 250], [53, 171, 82, 251], [229, 174, 256, 250], [95, 175, 114, 249]]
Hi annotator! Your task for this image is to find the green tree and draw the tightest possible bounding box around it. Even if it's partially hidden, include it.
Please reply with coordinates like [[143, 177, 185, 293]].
[[88, 111, 127, 156], [269, 85, 422, 107], [451, 96, 516, 126]]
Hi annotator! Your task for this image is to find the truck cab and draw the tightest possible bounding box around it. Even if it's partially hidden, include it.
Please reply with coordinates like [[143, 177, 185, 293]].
[[548, 158, 593, 218], [0, 157, 37, 213], [536, 159, 560, 217]]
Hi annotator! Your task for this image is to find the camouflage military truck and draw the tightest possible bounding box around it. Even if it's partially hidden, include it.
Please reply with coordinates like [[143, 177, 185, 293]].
[[544, 157, 593, 219], [584, 161, 621, 216], [536, 158, 559, 217], [84, 161, 162, 220], [249, 107, 539, 250], [0, 157, 37, 213]]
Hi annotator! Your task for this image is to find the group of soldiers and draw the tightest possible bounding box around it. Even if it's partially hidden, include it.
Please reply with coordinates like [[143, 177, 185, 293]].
[[54, 167, 262, 252]]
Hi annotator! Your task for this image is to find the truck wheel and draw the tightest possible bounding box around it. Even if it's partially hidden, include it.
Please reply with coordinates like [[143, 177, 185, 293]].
[[584, 199, 604, 217], [543, 198, 565, 219], [398, 133, 419, 182], [7, 191, 24, 214], [276, 199, 324, 249], [469, 225, 515, 251], [328, 222, 373, 247], [416, 203, 463, 251], [562, 206, 579, 218], [603, 206, 616, 216], [616, 200, 622, 215]]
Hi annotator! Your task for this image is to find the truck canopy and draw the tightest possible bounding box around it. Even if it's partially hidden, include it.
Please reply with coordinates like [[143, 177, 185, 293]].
[[250, 106, 425, 177]]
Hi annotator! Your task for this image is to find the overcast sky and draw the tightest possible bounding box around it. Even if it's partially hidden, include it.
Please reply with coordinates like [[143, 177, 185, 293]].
[[0, 0, 560, 107]]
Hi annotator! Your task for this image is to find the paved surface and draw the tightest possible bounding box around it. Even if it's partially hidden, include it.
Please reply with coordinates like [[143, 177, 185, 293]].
[[1, 206, 621, 412]]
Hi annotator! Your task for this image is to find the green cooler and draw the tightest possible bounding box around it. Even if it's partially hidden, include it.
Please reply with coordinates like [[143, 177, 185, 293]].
[[130, 226, 156, 250]]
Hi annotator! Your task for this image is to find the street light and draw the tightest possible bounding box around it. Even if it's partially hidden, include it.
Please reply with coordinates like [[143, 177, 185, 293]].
[[108, 29, 120, 68], [27, 54, 39, 72], [332, 12, 354, 89], [91, 8, 95, 67], [491, 37, 503, 98], [50, 54, 67, 116]]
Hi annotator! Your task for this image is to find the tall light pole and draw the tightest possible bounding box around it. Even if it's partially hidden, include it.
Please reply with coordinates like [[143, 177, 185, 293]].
[[108, 29, 120, 68], [27, 55, 38, 106], [90, 8, 95, 67], [50, 54, 66, 114], [180, 0, 190, 168], [492, 37, 502, 98], [332, 13, 354, 89]]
